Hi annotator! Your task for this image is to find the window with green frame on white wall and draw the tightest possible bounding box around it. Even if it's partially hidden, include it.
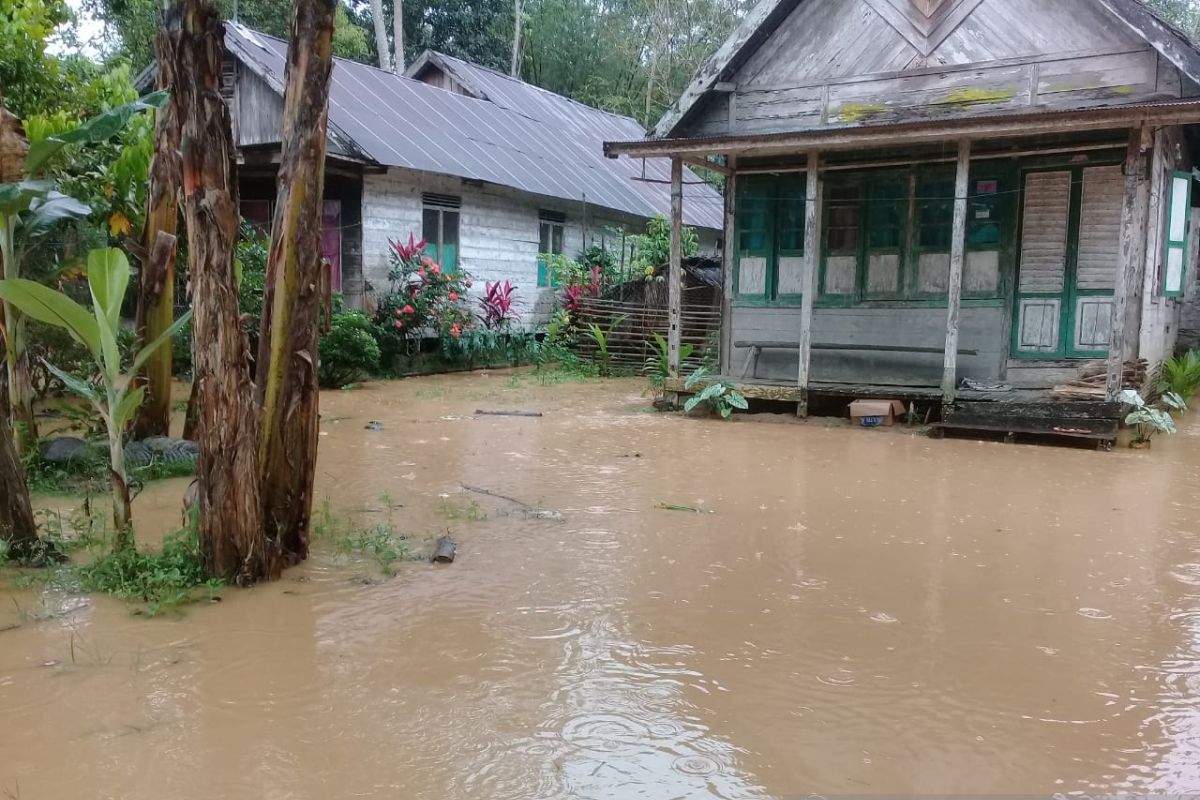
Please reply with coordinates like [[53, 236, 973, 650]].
[[422, 193, 460, 273], [1164, 170, 1193, 297], [734, 173, 806, 304], [537, 210, 566, 287]]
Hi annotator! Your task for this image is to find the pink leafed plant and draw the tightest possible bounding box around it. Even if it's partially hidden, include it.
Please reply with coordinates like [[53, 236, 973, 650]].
[[389, 233, 427, 261], [478, 280, 522, 329]]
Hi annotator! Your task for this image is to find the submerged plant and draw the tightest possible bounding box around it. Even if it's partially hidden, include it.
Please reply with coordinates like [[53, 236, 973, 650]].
[[1119, 389, 1185, 447], [0, 248, 190, 549], [683, 367, 748, 419]]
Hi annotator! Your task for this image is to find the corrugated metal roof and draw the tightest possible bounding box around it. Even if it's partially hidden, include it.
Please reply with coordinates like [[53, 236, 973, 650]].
[[226, 24, 724, 230]]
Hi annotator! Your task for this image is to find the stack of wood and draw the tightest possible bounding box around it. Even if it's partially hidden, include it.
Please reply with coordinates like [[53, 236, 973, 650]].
[[1052, 359, 1148, 400]]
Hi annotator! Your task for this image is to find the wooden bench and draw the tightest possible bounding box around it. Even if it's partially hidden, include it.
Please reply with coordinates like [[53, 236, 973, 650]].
[[735, 340, 980, 379]]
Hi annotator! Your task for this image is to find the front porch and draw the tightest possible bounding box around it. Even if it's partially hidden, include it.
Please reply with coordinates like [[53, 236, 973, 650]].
[[608, 106, 1200, 432]]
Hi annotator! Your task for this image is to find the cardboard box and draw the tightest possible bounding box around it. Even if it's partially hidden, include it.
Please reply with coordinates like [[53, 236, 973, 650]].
[[849, 399, 907, 427]]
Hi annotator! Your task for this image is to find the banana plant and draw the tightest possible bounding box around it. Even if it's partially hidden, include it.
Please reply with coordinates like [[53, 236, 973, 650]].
[[0, 91, 168, 455], [0, 247, 190, 551]]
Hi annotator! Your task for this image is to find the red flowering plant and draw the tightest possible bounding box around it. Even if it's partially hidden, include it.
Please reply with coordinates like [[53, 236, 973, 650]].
[[376, 234, 475, 354]]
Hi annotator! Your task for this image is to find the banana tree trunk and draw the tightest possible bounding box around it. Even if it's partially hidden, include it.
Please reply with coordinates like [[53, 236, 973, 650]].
[[131, 21, 183, 440], [172, 0, 272, 584], [107, 425, 134, 552], [255, 0, 336, 569], [1, 217, 36, 455], [0, 360, 36, 553]]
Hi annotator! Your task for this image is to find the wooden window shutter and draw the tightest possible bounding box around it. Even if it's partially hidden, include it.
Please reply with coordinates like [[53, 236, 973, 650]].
[[1164, 171, 1193, 297], [1075, 166, 1123, 291], [1018, 171, 1071, 294]]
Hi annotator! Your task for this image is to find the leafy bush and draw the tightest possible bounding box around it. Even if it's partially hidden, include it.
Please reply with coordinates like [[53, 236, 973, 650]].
[[319, 312, 382, 388], [1159, 350, 1200, 400], [584, 314, 627, 377], [375, 233, 475, 357], [631, 215, 699, 280], [478, 280, 522, 329], [78, 527, 220, 614], [683, 367, 748, 419]]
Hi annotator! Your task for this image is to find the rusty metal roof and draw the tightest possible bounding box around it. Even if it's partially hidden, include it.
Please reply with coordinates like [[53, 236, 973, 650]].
[[226, 24, 724, 230]]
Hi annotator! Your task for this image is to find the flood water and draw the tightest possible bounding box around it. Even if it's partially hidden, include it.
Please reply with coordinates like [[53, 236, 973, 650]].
[[3, 371, 1200, 798]]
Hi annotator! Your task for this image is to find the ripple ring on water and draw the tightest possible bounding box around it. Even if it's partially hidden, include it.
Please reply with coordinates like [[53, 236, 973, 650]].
[[672, 755, 720, 776]]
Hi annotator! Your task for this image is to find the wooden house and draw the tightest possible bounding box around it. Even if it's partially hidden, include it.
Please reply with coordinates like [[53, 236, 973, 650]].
[[605, 0, 1200, 442], [143, 23, 724, 318]]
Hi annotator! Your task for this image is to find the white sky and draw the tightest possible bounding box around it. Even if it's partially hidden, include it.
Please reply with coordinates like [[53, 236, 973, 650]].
[[48, 0, 109, 62]]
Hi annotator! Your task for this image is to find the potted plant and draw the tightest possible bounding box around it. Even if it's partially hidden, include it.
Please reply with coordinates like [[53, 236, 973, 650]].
[[1118, 389, 1185, 449]]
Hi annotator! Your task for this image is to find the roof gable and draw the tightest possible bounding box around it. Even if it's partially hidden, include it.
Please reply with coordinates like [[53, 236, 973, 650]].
[[224, 25, 722, 229], [658, 0, 1200, 139]]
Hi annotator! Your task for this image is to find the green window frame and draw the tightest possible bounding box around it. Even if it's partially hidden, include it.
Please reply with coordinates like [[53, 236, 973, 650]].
[[733, 173, 806, 304], [537, 214, 566, 287], [816, 164, 1012, 305], [422, 200, 460, 274], [1164, 170, 1193, 298]]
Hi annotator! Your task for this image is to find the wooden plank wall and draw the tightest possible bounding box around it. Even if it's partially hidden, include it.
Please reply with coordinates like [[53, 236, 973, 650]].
[[683, 0, 1196, 138]]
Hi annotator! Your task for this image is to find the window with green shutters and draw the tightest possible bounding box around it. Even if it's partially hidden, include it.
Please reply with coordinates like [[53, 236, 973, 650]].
[[733, 173, 806, 304], [813, 164, 1011, 304], [1164, 170, 1193, 297]]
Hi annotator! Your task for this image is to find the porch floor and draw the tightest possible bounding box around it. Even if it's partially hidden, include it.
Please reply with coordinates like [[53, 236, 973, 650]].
[[665, 375, 1123, 446]]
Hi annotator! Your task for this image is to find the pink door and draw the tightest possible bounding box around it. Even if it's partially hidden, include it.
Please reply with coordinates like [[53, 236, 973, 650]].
[[321, 200, 342, 291]]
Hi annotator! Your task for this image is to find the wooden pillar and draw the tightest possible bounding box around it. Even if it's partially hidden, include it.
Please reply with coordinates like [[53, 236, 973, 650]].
[[1107, 124, 1152, 400], [668, 157, 684, 382], [796, 150, 822, 417], [720, 155, 737, 376], [941, 138, 971, 406]]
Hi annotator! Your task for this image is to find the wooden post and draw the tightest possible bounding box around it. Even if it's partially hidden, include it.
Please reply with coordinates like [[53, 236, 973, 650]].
[[720, 155, 737, 376], [796, 150, 822, 417], [668, 158, 683, 384], [941, 138, 971, 406], [1107, 124, 1152, 400]]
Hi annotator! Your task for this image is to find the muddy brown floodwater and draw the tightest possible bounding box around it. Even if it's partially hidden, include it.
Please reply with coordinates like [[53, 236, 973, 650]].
[[3, 371, 1200, 799]]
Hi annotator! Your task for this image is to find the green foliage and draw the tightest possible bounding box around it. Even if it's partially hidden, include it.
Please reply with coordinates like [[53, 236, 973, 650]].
[[0, 248, 190, 538], [0, 0, 71, 120], [583, 313, 626, 377], [683, 367, 748, 419], [319, 312, 382, 388], [312, 497, 423, 575], [376, 236, 475, 357], [1119, 388, 1186, 444], [1158, 350, 1200, 400], [631, 214, 699, 281], [332, 4, 372, 60], [644, 331, 694, 393], [78, 528, 221, 615]]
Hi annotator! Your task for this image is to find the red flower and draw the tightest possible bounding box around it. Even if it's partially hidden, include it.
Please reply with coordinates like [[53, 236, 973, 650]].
[[422, 256, 433, 266], [431, 264, 441, 274], [449, 291, 458, 301], [450, 323, 461, 338], [418, 267, 426, 278], [402, 304, 415, 315], [465, 279, 473, 288], [394, 321, 403, 329]]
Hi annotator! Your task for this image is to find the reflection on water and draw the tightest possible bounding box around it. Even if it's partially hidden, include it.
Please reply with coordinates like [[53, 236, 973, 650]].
[[3, 370, 1200, 798]]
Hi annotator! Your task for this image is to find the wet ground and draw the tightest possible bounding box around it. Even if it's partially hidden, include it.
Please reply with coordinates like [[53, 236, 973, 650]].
[[3, 370, 1200, 799]]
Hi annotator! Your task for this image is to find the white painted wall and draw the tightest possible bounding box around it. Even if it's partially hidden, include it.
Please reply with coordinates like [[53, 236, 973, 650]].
[[359, 166, 720, 323]]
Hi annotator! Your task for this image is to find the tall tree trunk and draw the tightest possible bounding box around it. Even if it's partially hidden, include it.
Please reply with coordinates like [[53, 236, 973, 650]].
[[392, 0, 404, 73], [0, 101, 36, 455], [255, 0, 336, 569], [171, 0, 271, 584], [510, 0, 523, 78], [370, 0, 391, 72], [131, 19, 183, 440], [0, 337, 36, 555]]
